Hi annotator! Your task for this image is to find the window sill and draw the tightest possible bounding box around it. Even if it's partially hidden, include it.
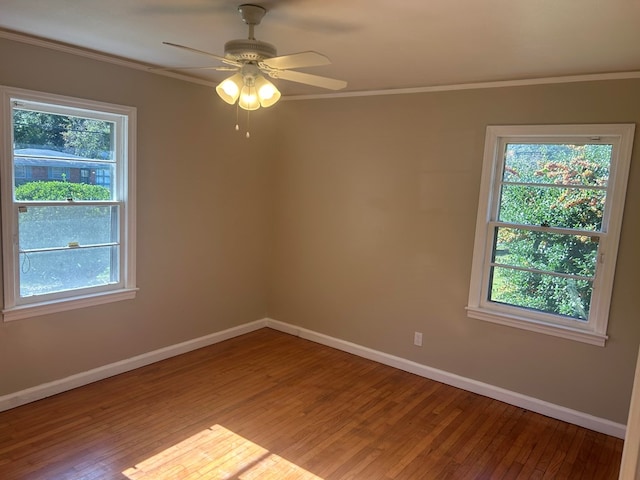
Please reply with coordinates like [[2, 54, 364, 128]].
[[465, 306, 607, 347], [2, 288, 138, 322]]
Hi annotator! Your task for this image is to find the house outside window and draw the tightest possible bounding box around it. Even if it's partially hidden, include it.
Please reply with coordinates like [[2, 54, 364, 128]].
[[467, 124, 635, 346], [0, 86, 137, 321]]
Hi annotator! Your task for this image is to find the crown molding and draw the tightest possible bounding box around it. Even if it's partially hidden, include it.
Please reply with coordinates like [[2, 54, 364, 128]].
[[2, 27, 639, 101], [282, 70, 640, 102], [0, 28, 217, 88]]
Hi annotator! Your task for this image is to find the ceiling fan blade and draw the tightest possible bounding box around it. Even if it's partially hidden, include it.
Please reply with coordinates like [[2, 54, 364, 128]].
[[149, 65, 239, 72], [272, 70, 347, 91], [261, 51, 330, 70], [162, 42, 242, 67]]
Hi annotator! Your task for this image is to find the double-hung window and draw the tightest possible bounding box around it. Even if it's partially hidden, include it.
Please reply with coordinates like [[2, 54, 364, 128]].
[[1, 87, 137, 321], [467, 124, 634, 346]]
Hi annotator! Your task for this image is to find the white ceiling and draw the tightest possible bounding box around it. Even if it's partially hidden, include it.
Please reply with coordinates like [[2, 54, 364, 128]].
[[1, 0, 639, 96]]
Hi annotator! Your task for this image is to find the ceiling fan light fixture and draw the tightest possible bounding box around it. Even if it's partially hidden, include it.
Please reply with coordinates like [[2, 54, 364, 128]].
[[217, 70, 280, 110], [166, 1, 347, 115], [215, 73, 243, 104]]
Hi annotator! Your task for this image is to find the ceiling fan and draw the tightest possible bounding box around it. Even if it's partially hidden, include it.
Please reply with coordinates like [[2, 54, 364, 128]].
[[162, 3, 347, 111]]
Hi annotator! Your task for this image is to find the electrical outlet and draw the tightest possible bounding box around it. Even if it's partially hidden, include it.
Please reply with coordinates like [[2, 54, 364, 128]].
[[414, 331, 423, 347]]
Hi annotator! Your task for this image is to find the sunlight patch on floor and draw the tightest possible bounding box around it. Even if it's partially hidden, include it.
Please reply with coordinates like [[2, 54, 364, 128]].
[[122, 424, 323, 479]]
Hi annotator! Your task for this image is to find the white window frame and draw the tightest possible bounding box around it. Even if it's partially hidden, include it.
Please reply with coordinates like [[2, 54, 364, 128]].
[[1, 86, 137, 321], [467, 124, 635, 346]]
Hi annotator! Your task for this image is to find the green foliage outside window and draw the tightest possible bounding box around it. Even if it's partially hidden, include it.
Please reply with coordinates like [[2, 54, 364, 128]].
[[13, 110, 113, 159], [490, 144, 612, 321], [15, 181, 111, 201]]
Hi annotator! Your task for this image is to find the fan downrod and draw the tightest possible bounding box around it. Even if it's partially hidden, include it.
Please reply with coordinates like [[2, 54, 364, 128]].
[[225, 4, 276, 62]]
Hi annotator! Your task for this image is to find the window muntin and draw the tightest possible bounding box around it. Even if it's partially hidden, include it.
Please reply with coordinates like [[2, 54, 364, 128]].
[[467, 125, 635, 346], [1, 87, 136, 320]]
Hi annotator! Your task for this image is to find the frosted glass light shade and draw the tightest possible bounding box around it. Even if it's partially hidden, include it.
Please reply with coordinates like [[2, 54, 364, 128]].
[[217, 71, 281, 110], [254, 75, 281, 108], [215, 73, 243, 104], [238, 85, 260, 111]]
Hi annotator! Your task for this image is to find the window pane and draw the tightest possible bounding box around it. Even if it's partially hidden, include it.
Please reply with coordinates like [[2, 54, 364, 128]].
[[498, 184, 606, 231], [19, 205, 118, 250], [13, 107, 116, 199], [19, 246, 119, 297], [489, 266, 591, 321], [13, 109, 115, 160], [503, 143, 611, 186], [494, 227, 598, 277], [14, 151, 115, 200]]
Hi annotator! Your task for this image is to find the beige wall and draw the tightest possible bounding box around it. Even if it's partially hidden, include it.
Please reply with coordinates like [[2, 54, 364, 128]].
[[269, 81, 640, 424], [0, 37, 274, 395], [1, 36, 639, 425]]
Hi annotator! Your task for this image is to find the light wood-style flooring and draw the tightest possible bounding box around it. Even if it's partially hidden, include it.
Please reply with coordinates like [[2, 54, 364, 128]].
[[0, 328, 623, 479]]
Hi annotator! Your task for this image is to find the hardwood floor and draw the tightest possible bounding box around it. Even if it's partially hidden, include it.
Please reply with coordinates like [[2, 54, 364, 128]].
[[0, 328, 623, 479]]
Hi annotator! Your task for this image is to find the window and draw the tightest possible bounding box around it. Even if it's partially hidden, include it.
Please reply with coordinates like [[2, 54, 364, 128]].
[[1, 86, 137, 321], [467, 124, 635, 346], [49, 166, 70, 181], [14, 164, 26, 180], [95, 167, 112, 188]]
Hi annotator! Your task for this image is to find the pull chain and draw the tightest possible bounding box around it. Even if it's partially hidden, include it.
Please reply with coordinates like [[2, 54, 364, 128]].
[[246, 104, 251, 139], [233, 89, 251, 138]]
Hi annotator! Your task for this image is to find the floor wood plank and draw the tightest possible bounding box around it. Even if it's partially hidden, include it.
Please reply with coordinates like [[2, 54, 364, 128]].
[[0, 328, 623, 479]]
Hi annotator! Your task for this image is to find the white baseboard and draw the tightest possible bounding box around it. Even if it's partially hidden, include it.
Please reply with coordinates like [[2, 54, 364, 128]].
[[265, 318, 626, 439], [1, 316, 626, 439], [0, 318, 268, 413]]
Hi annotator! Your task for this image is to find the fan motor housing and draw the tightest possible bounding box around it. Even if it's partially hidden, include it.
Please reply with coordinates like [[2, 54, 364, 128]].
[[224, 39, 277, 62]]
